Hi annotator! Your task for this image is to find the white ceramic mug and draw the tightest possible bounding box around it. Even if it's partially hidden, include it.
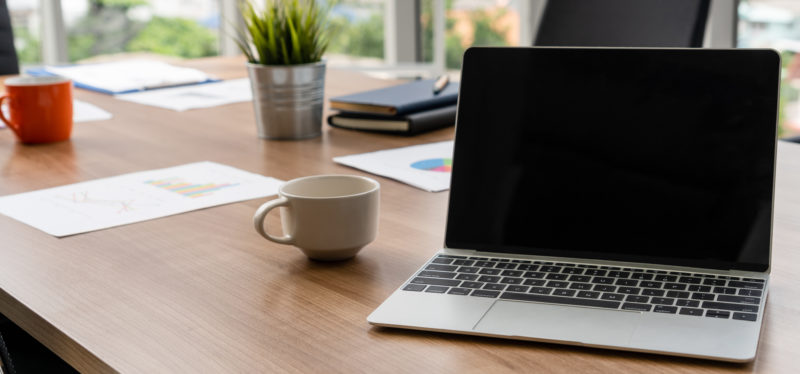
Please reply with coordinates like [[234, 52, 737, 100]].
[[253, 175, 380, 261]]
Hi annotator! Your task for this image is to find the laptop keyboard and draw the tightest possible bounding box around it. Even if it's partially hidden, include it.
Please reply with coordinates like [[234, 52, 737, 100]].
[[402, 255, 765, 322]]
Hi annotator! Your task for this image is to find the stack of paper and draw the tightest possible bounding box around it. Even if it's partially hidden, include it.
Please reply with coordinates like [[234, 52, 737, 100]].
[[34, 60, 217, 95]]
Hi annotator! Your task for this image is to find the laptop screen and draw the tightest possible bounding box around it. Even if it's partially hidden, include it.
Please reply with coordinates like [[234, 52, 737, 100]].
[[446, 48, 779, 272]]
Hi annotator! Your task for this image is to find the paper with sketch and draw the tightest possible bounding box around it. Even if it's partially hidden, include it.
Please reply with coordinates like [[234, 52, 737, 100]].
[[334, 141, 454, 192], [1, 100, 111, 129], [0, 162, 282, 237], [115, 78, 252, 111], [43, 60, 214, 94]]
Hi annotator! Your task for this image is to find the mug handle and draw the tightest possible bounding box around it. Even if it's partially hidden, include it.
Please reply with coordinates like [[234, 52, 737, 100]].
[[0, 95, 19, 135], [253, 196, 294, 244]]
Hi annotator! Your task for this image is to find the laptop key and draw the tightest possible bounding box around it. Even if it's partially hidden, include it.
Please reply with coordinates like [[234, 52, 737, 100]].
[[691, 293, 715, 300], [625, 295, 649, 303], [650, 297, 675, 305], [703, 278, 727, 286], [425, 286, 449, 293], [447, 287, 471, 295], [738, 289, 763, 297], [702, 301, 759, 313], [607, 271, 630, 278], [552, 289, 577, 297], [546, 273, 569, 280], [640, 281, 663, 289], [418, 270, 457, 279], [517, 264, 539, 271], [622, 303, 652, 312], [717, 295, 761, 305], [529, 287, 553, 295], [539, 266, 562, 273], [666, 291, 690, 299], [732, 312, 758, 321], [426, 264, 458, 272], [500, 277, 523, 285], [569, 283, 593, 290], [456, 273, 480, 281], [474, 261, 495, 267], [577, 291, 600, 299], [593, 285, 616, 292], [501, 270, 523, 277], [679, 277, 702, 284], [630, 273, 654, 280], [601, 293, 625, 301], [479, 268, 502, 275], [679, 308, 703, 316], [432, 257, 454, 265], [675, 299, 700, 307], [501, 292, 621, 309], [664, 283, 687, 290], [654, 275, 677, 282], [483, 283, 506, 291], [495, 262, 517, 269], [592, 277, 615, 284], [506, 285, 529, 293], [688, 285, 711, 292], [546, 281, 569, 288], [460, 281, 484, 289], [478, 275, 501, 283], [568, 275, 591, 282], [617, 287, 640, 295], [584, 269, 607, 276], [641, 289, 665, 297], [524, 271, 546, 279], [654, 305, 678, 314], [713, 287, 737, 295], [728, 281, 764, 290], [471, 289, 501, 298], [452, 259, 475, 266], [403, 284, 426, 292], [523, 279, 547, 286], [561, 267, 584, 274], [614, 279, 638, 286], [411, 277, 461, 287], [705, 310, 730, 319]]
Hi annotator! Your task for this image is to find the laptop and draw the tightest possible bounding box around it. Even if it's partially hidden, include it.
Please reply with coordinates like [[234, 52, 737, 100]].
[[368, 47, 780, 362]]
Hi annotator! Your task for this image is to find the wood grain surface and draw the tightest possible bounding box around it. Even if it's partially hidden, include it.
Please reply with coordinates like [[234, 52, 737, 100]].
[[1, 56, 799, 373]]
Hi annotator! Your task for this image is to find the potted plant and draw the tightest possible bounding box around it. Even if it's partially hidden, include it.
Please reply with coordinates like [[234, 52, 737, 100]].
[[236, 0, 329, 140]]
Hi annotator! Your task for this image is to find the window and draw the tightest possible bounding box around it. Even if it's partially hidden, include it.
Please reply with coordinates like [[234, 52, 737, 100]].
[[62, 0, 220, 62], [326, 0, 385, 67], [8, 0, 42, 64], [739, 0, 800, 138]]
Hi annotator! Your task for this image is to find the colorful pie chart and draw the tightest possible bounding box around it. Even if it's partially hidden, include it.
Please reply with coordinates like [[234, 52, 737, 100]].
[[411, 158, 452, 172]]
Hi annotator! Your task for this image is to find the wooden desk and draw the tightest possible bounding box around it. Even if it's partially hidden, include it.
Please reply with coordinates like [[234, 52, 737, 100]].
[[1, 57, 799, 373]]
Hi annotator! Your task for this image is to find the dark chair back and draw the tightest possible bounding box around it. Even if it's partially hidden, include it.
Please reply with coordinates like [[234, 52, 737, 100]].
[[534, 0, 711, 48], [0, 1, 20, 75]]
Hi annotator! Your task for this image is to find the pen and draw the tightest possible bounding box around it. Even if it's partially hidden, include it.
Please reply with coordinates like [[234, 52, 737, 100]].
[[432, 74, 449, 95]]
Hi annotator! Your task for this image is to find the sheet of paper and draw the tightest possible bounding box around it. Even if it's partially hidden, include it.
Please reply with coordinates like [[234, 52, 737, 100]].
[[73, 100, 113, 122], [0, 162, 282, 237], [44, 60, 212, 94], [1, 100, 112, 129], [333, 141, 454, 192], [115, 78, 252, 111]]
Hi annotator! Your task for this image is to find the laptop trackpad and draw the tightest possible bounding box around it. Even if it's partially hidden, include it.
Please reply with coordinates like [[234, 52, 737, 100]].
[[473, 301, 641, 346]]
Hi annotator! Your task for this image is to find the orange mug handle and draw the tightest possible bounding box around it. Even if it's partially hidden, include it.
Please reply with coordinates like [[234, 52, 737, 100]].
[[0, 94, 19, 136]]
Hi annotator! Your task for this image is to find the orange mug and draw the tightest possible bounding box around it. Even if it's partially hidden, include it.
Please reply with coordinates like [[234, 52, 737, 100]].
[[1, 76, 73, 144]]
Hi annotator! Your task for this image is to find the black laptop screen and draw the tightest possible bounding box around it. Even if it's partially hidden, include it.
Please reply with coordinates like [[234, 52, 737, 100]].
[[446, 48, 779, 272]]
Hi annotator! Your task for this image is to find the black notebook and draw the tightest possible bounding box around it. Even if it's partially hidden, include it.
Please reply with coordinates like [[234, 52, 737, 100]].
[[329, 79, 459, 116], [328, 105, 456, 135]]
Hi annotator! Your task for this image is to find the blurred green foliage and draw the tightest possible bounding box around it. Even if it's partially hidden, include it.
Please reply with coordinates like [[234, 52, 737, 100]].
[[328, 13, 383, 58]]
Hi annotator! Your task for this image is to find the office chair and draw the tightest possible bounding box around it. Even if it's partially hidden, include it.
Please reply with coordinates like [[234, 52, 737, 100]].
[[782, 136, 800, 143], [0, 1, 20, 75], [534, 0, 711, 48]]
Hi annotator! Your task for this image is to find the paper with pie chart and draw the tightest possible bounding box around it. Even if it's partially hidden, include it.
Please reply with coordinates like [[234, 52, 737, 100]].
[[0, 162, 282, 237], [333, 141, 454, 192]]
